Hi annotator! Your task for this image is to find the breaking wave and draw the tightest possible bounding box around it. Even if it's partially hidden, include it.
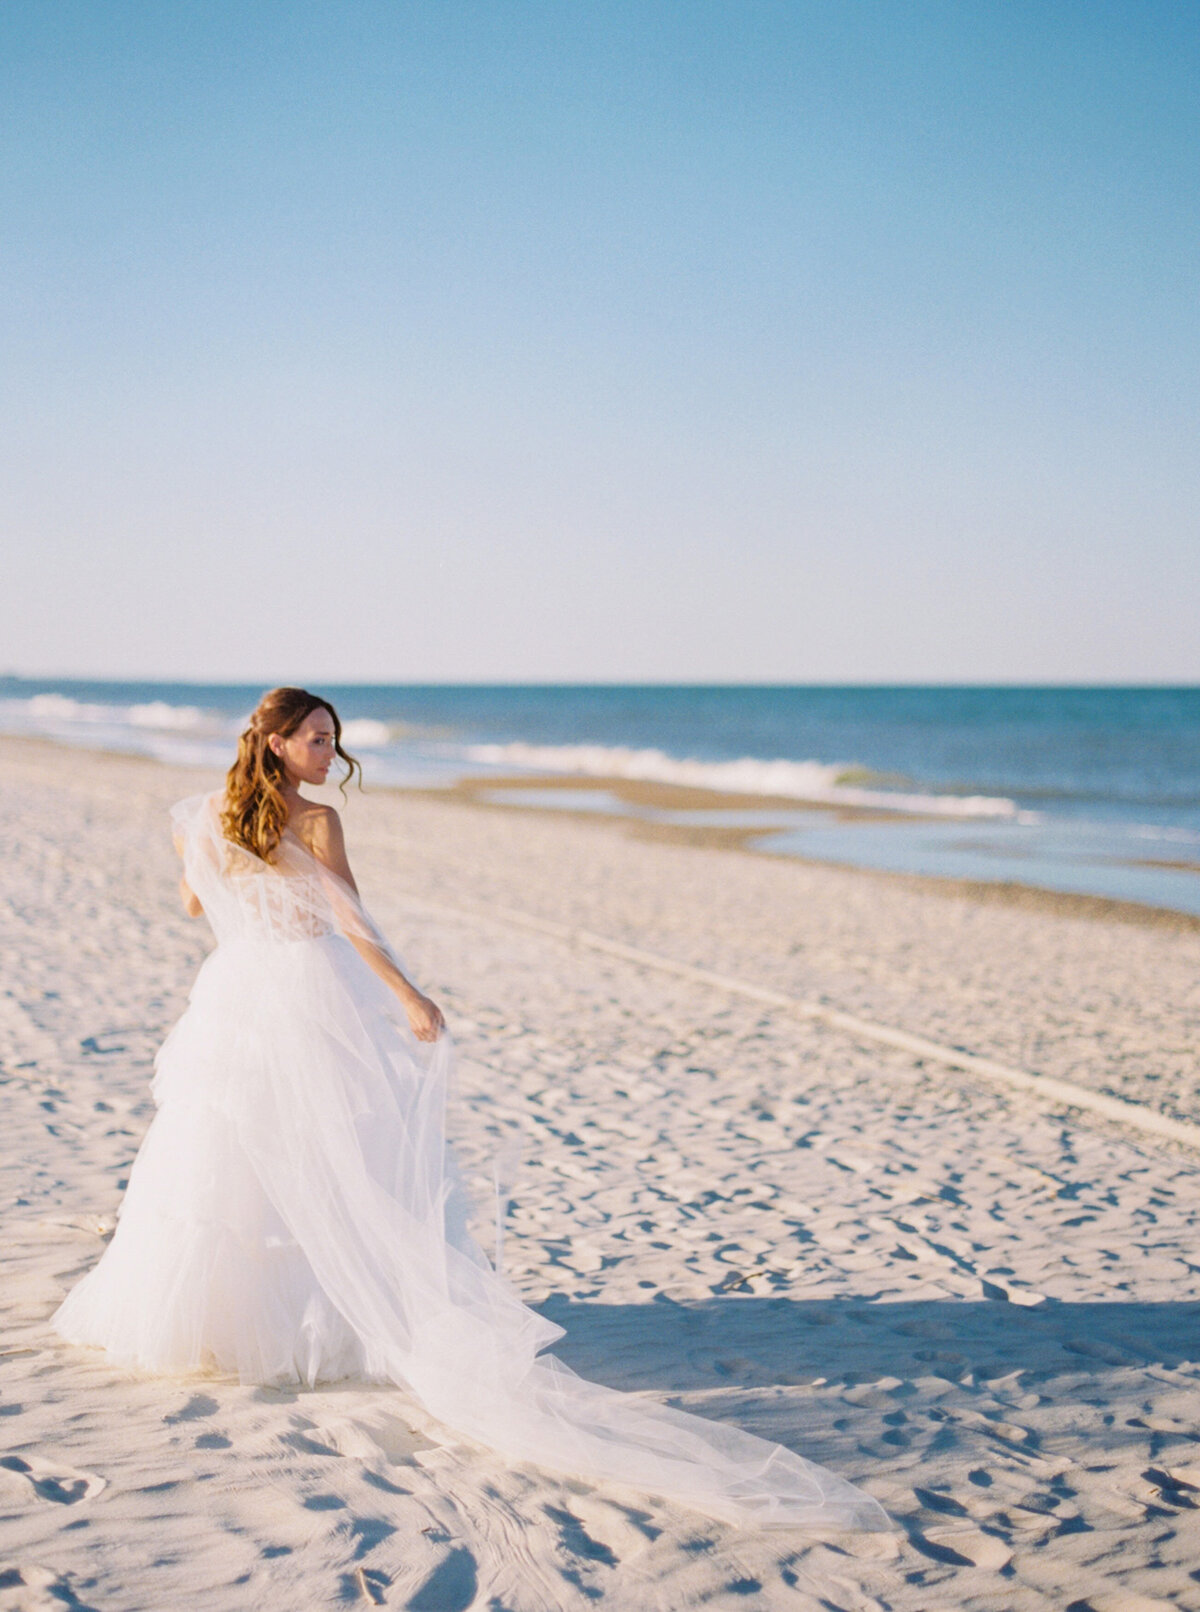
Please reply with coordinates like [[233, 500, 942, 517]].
[[463, 742, 1021, 818]]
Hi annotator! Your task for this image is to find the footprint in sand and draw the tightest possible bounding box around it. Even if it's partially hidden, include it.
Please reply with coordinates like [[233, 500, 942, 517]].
[[403, 1546, 478, 1612], [921, 1525, 1013, 1570], [192, 1432, 231, 1449], [0, 1561, 100, 1612], [162, 1392, 219, 1424], [282, 1411, 425, 1467], [0, 1456, 106, 1505], [1085, 1595, 1187, 1612], [159, 1392, 234, 1451]]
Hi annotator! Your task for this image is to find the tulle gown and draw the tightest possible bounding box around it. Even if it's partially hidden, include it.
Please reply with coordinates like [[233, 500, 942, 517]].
[[53, 792, 889, 1532]]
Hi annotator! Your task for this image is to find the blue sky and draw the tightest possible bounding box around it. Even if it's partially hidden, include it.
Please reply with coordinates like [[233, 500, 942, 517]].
[[2, 1, 1197, 682]]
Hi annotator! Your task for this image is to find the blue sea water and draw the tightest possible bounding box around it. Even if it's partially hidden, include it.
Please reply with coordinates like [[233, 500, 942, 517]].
[[3, 678, 1198, 917]]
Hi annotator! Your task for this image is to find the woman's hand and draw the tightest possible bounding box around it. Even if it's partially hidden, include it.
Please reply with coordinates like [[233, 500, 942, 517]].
[[404, 990, 445, 1043]]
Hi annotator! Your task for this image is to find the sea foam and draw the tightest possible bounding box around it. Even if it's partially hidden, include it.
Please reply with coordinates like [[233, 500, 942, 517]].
[[463, 742, 1020, 818]]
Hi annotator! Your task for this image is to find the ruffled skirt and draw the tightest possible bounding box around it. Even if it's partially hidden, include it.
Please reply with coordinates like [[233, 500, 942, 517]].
[[54, 933, 888, 1531]]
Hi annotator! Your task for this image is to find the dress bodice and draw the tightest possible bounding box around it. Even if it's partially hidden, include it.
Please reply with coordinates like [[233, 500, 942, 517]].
[[220, 861, 336, 945], [173, 796, 339, 948]]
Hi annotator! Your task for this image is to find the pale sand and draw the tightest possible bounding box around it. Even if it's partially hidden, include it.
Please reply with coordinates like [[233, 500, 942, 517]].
[[3, 735, 1200, 1611]]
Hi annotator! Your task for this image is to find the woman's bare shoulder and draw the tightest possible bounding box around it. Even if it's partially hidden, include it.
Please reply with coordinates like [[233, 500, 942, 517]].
[[287, 800, 344, 848]]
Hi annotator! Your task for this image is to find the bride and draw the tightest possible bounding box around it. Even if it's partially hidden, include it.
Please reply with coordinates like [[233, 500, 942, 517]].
[[53, 687, 888, 1533]]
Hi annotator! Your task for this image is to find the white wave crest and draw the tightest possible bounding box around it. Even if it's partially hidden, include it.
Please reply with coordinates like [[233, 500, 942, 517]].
[[27, 693, 121, 724], [129, 701, 211, 730], [0, 693, 238, 769], [463, 742, 1019, 819], [21, 694, 220, 732], [340, 718, 392, 748]]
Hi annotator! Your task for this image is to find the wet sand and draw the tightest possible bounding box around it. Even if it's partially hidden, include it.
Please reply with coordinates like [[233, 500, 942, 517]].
[[434, 770, 1200, 935]]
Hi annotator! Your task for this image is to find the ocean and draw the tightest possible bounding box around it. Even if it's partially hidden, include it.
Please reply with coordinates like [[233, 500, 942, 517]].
[[4, 678, 1198, 918]]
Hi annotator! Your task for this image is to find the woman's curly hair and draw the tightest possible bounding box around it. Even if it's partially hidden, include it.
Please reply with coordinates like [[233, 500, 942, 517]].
[[221, 687, 361, 863]]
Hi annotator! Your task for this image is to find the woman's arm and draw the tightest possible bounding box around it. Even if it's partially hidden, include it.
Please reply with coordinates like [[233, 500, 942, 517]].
[[179, 875, 204, 918], [173, 835, 204, 917], [301, 806, 445, 1043]]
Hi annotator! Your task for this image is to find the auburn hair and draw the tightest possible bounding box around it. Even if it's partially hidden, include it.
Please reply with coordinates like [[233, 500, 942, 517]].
[[221, 687, 361, 863]]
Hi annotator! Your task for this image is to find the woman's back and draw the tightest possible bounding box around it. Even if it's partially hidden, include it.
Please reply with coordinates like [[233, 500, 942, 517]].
[[175, 793, 337, 947]]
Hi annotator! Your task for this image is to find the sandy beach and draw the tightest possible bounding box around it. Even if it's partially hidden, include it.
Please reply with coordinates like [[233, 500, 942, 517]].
[[4, 735, 1200, 1611]]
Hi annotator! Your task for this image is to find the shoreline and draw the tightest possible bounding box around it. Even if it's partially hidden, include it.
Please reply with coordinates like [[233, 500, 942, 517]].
[[412, 771, 1200, 935], [11, 733, 1200, 934]]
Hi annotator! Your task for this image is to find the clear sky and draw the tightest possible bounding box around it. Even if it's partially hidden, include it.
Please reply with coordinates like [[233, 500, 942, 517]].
[[2, 0, 1197, 683]]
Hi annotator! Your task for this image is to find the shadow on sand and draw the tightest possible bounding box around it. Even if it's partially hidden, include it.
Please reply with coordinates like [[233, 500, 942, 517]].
[[535, 1291, 1200, 1398]]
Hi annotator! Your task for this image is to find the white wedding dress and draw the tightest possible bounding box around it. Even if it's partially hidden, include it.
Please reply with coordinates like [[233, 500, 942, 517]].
[[53, 792, 888, 1531]]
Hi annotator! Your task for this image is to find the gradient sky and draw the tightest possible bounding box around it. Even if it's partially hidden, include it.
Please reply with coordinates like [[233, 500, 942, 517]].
[[2, 0, 1197, 682]]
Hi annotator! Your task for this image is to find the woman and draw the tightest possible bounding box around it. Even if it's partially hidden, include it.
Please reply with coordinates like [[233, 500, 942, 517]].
[[54, 687, 888, 1532]]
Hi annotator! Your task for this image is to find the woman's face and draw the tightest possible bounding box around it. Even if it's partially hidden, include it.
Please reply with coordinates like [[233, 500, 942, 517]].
[[271, 707, 337, 788]]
